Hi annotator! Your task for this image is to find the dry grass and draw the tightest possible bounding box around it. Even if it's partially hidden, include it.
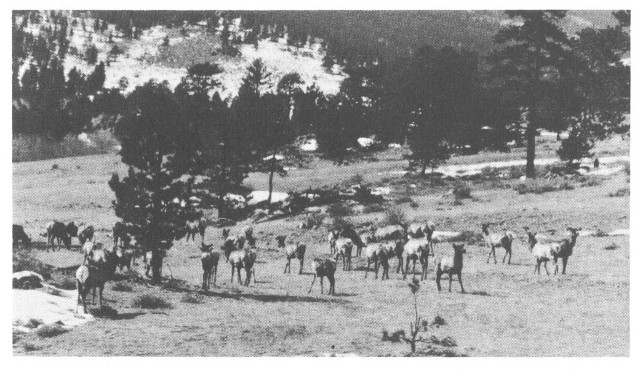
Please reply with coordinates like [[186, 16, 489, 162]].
[[12, 146, 629, 356]]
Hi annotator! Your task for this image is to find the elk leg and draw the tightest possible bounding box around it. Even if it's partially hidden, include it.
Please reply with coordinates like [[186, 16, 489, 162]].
[[320, 276, 324, 294], [213, 266, 217, 287], [328, 276, 335, 295], [230, 265, 235, 283], [544, 261, 549, 275], [562, 257, 568, 274], [436, 270, 442, 291], [458, 272, 465, 293], [299, 258, 304, 275], [308, 274, 317, 294], [449, 273, 453, 292], [365, 260, 370, 279]]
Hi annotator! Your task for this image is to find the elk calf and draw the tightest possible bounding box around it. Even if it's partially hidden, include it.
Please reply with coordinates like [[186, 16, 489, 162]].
[[481, 223, 515, 264]]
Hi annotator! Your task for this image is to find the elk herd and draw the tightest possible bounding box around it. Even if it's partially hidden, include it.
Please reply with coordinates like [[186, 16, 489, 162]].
[[12, 213, 583, 313]]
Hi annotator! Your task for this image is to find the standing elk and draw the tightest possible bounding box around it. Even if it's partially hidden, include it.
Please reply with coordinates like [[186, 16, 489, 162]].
[[276, 235, 306, 274], [435, 243, 466, 293], [481, 222, 515, 264], [308, 258, 337, 295]]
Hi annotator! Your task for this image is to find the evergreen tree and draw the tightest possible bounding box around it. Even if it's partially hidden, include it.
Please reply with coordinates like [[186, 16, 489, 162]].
[[109, 81, 199, 283], [489, 11, 576, 178]]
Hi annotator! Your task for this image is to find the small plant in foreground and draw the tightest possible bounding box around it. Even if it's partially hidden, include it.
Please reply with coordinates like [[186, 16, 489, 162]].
[[132, 294, 173, 309], [604, 243, 620, 251]]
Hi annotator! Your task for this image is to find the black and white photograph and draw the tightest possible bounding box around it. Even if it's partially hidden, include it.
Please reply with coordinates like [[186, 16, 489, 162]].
[[9, 2, 633, 359]]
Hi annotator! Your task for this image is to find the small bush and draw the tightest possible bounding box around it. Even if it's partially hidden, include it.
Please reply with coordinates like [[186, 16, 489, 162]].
[[181, 292, 205, 304], [12, 131, 120, 162], [383, 207, 406, 226], [604, 243, 620, 250], [24, 318, 43, 329], [90, 305, 118, 318], [22, 342, 41, 352], [453, 183, 472, 200], [13, 249, 52, 280], [609, 188, 630, 197], [112, 282, 133, 292], [50, 276, 76, 290], [363, 203, 386, 214], [328, 216, 354, 232], [132, 294, 173, 309], [395, 196, 415, 205], [327, 202, 353, 217], [514, 179, 574, 194], [36, 323, 68, 338]]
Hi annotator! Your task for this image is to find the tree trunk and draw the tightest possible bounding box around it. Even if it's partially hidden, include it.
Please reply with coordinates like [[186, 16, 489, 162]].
[[151, 248, 163, 284], [525, 114, 537, 179], [267, 153, 276, 210], [421, 161, 428, 176]]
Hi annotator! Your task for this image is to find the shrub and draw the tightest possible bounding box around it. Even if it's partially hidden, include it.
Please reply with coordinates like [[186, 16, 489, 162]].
[[112, 282, 133, 292], [132, 294, 173, 309], [363, 203, 386, 214], [90, 305, 118, 318], [328, 216, 354, 232], [36, 323, 68, 338], [383, 207, 406, 226], [181, 292, 205, 304], [395, 196, 415, 205], [514, 179, 574, 194], [327, 202, 353, 217], [22, 343, 41, 352], [13, 249, 52, 280], [609, 188, 630, 197], [604, 243, 620, 250], [50, 276, 76, 290], [557, 127, 594, 166], [453, 183, 472, 200]]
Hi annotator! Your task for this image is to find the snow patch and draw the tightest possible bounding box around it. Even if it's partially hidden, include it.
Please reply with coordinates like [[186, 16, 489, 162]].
[[300, 139, 318, 152], [13, 289, 94, 333], [248, 191, 290, 205]]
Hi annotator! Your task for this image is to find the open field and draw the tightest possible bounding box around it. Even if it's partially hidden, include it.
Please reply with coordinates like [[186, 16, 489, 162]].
[[12, 135, 630, 356]]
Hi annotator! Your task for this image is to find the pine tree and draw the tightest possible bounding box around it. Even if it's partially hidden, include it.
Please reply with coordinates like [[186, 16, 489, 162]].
[[109, 81, 199, 283], [489, 11, 575, 178]]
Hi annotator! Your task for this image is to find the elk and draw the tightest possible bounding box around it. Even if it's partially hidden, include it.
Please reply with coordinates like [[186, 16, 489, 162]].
[[334, 238, 354, 271], [308, 258, 337, 295], [481, 222, 515, 264], [525, 228, 559, 275], [402, 238, 430, 280], [276, 235, 306, 274], [200, 242, 220, 290], [436, 243, 466, 293], [553, 227, 581, 275]]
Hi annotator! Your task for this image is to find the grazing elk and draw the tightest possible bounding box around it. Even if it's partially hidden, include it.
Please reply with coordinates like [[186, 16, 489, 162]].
[[13, 224, 31, 247], [481, 223, 515, 264], [276, 235, 306, 274], [436, 243, 466, 293], [308, 258, 337, 295], [340, 225, 366, 257], [374, 224, 406, 242], [364, 243, 383, 279], [45, 221, 72, 251], [200, 242, 220, 290]]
